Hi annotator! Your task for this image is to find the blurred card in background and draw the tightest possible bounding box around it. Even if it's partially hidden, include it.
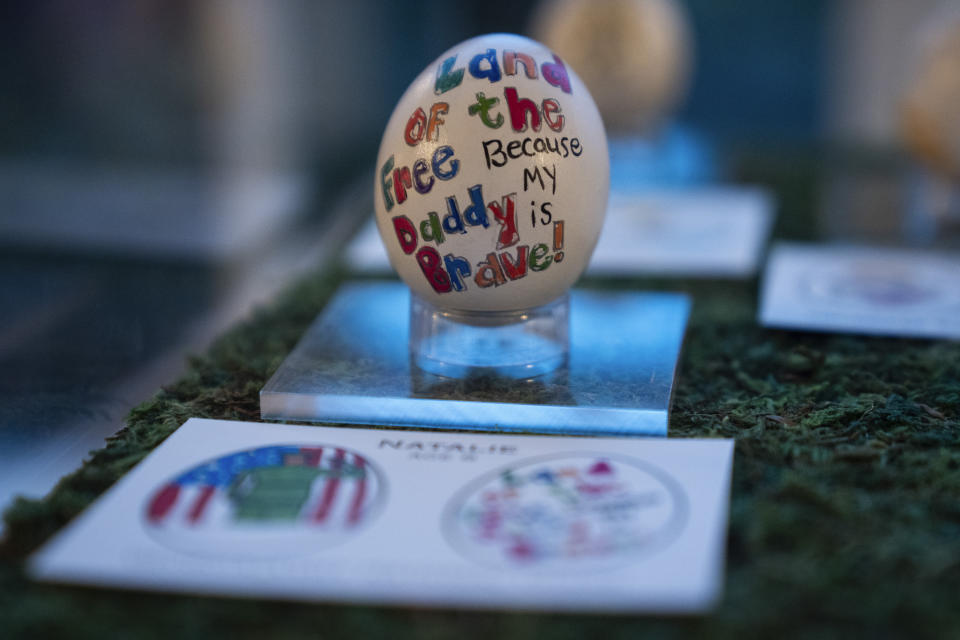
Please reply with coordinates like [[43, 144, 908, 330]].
[[760, 243, 960, 339], [345, 188, 773, 279], [592, 188, 774, 277], [31, 418, 734, 614]]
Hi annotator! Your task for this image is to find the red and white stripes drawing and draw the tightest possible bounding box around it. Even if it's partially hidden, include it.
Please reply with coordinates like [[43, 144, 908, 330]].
[[143, 444, 385, 558]]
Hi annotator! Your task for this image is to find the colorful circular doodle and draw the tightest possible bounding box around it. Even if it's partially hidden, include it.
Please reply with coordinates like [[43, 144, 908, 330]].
[[443, 453, 687, 571], [144, 444, 385, 558]]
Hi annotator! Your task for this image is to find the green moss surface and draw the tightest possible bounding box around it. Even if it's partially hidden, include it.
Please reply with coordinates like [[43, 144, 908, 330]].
[[2, 155, 959, 638]]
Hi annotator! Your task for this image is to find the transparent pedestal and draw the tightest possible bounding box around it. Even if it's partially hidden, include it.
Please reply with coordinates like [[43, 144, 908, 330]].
[[409, 294, 569, 379], [260, 282, 690, 437]]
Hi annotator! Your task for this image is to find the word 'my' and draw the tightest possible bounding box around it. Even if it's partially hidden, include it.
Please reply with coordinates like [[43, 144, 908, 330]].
[[435, 48, 571, 95]]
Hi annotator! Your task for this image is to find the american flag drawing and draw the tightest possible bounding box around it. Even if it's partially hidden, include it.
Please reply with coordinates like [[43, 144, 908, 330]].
[[145, 445, 380, 530]]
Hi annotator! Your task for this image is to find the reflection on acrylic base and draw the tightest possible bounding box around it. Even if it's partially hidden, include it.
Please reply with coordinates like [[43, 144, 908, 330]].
[[410, 293, 569, 379], [260, 282, 690, 436]]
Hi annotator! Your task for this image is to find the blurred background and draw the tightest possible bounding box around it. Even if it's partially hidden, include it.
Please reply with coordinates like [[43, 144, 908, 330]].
[[1, 0, 958, 521]]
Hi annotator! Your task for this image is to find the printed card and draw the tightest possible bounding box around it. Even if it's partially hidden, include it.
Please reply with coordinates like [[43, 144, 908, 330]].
[[30, 419, 734, 613], [760, 243, 960, 339], [590, 188, 774, 277], [345, 187, 773, 278]]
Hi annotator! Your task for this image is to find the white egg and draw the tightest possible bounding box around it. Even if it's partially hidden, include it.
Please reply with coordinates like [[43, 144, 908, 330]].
[[373, 33, 609, 313]]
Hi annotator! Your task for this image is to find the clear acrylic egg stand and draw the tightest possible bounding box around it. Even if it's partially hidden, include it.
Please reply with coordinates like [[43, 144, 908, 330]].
[[260, 281, 690, 436]]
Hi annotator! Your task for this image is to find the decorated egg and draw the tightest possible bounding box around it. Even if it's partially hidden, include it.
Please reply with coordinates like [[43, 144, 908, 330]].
[[373, 33, 609, 313], [900, 13, 960, 181], [531, 0, 692, 134]]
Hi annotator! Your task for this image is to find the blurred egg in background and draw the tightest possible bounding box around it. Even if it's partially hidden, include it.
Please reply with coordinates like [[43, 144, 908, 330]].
[[530, 0, 692, 136]]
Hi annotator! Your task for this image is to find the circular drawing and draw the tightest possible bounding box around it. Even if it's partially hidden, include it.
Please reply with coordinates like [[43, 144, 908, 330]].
[[144, 444, 385, 559], [443, 452, 687, 571]]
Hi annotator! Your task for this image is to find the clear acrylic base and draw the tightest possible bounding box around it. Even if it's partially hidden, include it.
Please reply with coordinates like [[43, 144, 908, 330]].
[[260, 282, 690, 437], [409, 294, 569, 379]]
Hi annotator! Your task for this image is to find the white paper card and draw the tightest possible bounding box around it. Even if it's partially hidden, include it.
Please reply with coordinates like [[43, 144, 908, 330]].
[[591, 188, 774, 276], [346, 188, 774, 278], [760, 243, 960, 339], [30, 418, 734, 613]]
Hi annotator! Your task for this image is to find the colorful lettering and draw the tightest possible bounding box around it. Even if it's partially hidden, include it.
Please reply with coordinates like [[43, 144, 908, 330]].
[[434, 49, 571, 96], [432, 145, 459, 179], [488, 192, 519, 249], [404, 108, 427, 146], [392, 165, 412, 206], [384, 46, 580, 297], [468, 48, 502, 83], [468, 92, 504, 129], [503, 51, 537, 79], [427, 102, 448, 141], [444, 254, 472, 291], [392, 215, 417, 254], [380, 155, 395, 211], [553, 220, 564, 262], [541, 54, 571, 94], [416, 246, 452, 292], [530, 243, 553, 271], [500, 245, 529, 280], [444, 184, 489, 235], [420, 211, 444, 244], [542, 98, 564, 131], [435, 55, 464, 94], [505, 87, 541, 132], [475, 252, 506, 288], [412, 159, 433, 194]]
